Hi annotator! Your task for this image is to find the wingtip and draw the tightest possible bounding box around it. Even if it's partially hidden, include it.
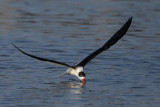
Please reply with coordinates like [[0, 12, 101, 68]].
[[11, 43, 18, 49], [11, 43, 24, 53], [129, 16, 133, 22], [125, 16, 133, 28], [11, 43, 14, 46], [11, 43, 16, 48]]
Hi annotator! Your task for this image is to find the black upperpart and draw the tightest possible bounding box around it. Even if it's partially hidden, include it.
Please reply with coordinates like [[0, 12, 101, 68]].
[[78, 72, 86, 77], [76, 17, 132, 67], [12, 17, 132, 71]]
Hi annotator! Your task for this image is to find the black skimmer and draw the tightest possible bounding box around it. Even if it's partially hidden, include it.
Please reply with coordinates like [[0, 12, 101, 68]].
[[12, 17, 132, 83]]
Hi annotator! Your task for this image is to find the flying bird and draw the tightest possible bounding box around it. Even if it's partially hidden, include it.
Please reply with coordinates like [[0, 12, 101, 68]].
[[12, 17, 132, 83]]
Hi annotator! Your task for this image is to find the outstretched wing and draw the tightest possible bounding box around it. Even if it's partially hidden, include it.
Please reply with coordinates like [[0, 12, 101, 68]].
[[12, 43, 73, 68], [76, 17, 132, 67]]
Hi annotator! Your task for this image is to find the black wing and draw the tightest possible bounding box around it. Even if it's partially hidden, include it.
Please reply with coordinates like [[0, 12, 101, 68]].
[[76, 17, 132, 67], [12, 43, 73, 68]]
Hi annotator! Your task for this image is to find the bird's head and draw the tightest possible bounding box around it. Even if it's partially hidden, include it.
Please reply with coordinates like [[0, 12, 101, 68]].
[[78, 71, 86, 83], [74, 66, 86, 83]]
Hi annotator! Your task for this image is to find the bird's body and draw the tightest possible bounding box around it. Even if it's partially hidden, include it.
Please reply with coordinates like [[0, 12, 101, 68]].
[[66, 67, 85, 82], [12, 17, 132, 83]]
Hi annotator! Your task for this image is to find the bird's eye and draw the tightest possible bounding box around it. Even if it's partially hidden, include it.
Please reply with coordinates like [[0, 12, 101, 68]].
[[78, 72, 85, 77]]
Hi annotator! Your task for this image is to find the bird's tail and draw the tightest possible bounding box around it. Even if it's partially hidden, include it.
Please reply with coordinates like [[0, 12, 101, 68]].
[[54, 72, 67, 78]]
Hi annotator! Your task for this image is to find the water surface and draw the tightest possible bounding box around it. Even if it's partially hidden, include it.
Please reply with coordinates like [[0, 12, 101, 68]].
[[0, 0, 160, 107]]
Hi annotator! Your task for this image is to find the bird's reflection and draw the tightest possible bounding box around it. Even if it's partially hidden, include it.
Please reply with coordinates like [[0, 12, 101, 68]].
[[46, 80, 86, 94], [60, 80, 86, 94]]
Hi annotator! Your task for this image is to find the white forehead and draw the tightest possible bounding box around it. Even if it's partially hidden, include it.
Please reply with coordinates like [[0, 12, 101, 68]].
[[76, 67, 83, 72]]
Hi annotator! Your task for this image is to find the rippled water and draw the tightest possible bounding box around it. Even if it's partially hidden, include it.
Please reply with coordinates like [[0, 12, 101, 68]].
[[0, 0, 160, 107]]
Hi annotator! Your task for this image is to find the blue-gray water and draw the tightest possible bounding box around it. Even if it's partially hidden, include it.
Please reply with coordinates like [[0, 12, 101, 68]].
[[0, 0, 160, 107]]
